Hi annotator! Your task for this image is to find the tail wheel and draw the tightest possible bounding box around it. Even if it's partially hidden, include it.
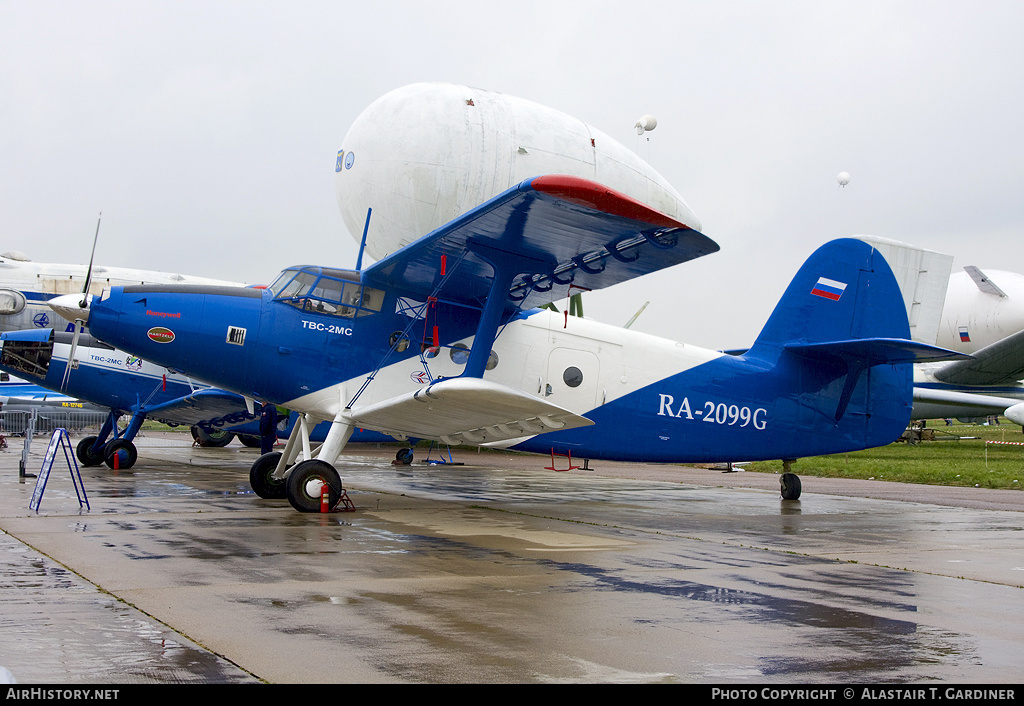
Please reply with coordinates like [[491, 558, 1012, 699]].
[[286, 459, 342, 513], [76, 436, 105, 467], [249, 452, 287, 499], [780, 472, 802, 500], [104, 439, 138, 470]]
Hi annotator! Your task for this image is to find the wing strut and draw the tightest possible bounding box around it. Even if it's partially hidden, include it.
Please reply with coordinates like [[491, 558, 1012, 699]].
[[461, 238, 553, 378], [348, 250, 472, 408]]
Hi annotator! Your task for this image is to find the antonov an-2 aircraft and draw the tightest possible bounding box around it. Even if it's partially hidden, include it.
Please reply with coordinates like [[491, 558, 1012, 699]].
[[0, 251, 285, 464], [51, 175, 962, 512]]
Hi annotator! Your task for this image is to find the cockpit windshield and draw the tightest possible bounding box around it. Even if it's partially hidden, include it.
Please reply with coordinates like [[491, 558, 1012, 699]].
[[269, 267, 384, 318]]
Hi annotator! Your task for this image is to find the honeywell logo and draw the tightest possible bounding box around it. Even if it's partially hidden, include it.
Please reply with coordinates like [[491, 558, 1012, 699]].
[[147, 310, 181, 318]]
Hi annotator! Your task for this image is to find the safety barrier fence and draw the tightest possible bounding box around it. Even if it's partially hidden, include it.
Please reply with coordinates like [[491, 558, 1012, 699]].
[[0, 410, 107, 436], [983, 438, 1024, 467]]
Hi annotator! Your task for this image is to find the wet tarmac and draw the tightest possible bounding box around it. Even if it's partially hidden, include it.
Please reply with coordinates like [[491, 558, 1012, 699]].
[[0, 432, 1021, 684]]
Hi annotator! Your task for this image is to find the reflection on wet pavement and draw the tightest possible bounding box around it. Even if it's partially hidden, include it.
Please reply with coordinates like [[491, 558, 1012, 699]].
[[0, 530, 257, 683], [0, 435, 1019, 683]]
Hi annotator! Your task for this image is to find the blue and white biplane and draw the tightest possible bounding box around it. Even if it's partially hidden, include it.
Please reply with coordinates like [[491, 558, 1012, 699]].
[[0, 328, 393, 469], [0, 327, 269, 467], [51, 175, 963, 511]]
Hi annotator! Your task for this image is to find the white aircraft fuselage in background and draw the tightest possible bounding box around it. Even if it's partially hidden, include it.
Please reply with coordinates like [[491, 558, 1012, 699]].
[[0, 251, 240, 334], [914, 267, 1024, 422]]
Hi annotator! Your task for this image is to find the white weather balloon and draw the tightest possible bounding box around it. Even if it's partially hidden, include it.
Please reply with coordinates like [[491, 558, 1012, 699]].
[[837, 172, 851, 187], [635, 114, 658, 135]]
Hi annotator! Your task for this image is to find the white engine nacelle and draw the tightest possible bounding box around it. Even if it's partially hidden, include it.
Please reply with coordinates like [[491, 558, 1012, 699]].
[[335, 82, 701, 262]]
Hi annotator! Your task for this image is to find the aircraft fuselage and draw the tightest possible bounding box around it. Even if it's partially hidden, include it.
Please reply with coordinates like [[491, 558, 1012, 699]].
[[83, 259, 913, 464]]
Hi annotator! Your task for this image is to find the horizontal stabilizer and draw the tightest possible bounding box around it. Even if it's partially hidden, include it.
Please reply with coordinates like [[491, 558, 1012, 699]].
[[932, 328, 1024, 386], [346, 377, 593, 446], [785, 337, 968, 423], [786, 338, 969, 367]]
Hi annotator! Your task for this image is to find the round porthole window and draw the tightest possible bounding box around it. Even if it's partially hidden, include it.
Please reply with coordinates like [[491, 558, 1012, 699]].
[[450, 343, 469, 364], [389, 331, 410, 353], [486, 350, 499, 370], [563, 366, 583, 388]]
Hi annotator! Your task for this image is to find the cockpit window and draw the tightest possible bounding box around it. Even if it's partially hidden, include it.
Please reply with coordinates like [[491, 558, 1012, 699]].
[[271, 267, 383, 318]]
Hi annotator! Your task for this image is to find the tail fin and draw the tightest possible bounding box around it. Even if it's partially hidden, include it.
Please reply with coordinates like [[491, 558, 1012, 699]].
[[746, 238, 964, 429], [749, 238, 909, 356]]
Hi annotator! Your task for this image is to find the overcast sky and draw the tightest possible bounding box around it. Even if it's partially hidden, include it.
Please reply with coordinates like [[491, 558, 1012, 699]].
[[3, 1, 1023, 349]]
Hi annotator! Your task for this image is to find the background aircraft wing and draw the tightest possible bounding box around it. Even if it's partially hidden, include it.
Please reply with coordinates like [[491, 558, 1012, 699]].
[[344, 377, 592, 446], [913, 386, 1024, 414], [124, 388, 255, 428], [931, 328, 1024, 386], [362, 175, 719, 311]]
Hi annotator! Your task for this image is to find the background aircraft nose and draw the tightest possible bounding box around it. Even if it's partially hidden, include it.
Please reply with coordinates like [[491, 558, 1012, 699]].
[[48, 293, 91, 325]]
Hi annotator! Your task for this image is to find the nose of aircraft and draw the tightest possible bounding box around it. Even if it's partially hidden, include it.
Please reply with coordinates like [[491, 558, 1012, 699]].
[[49, 293, 91, 324]]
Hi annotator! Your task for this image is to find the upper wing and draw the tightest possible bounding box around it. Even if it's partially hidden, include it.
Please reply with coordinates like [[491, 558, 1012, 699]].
[[362, 175, 719, 311], [931, 328, 1024, 386]]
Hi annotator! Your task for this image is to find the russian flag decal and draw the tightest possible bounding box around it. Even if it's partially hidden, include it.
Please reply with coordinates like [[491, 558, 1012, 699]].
[[811, 277, 847, 301], [959, 326, 970, 343]]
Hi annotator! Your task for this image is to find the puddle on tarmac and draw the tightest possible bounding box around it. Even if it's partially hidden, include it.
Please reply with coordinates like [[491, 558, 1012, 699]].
[[0, 530, 257, 684]]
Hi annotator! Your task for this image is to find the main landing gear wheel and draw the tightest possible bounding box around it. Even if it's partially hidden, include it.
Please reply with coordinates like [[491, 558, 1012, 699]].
[[286, 459, 342, 513], [104, 439, 138, 469], [395, 448, 414, 465], [249, 452, 287, 499], [780, 472, 802, 500], [191, 426, 235, 448], [237, 434, 262, 448], [76, 436, 105, 467]]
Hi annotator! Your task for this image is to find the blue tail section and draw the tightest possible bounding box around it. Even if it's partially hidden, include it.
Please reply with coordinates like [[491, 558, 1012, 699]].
[[748, 237, 909, 356], [745, 238, 955, 428], [724, 238, 923, 457], [514, 238, 952, 464]]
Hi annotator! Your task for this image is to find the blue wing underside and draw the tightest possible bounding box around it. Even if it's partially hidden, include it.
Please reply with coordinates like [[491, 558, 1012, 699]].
[[142, 388, 256, 428], [362, 175, 720, 311]]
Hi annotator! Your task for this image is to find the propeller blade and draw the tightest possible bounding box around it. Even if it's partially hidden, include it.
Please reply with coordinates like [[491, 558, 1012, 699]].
[[60, 212, 101, 390], [61, 318, 84, 392], [81, 212, 101, 306]]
